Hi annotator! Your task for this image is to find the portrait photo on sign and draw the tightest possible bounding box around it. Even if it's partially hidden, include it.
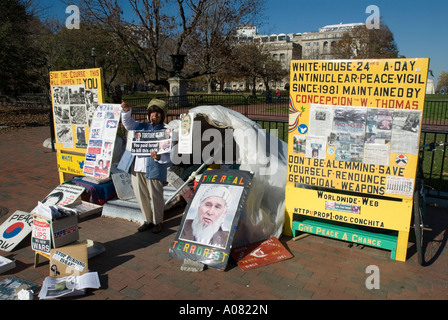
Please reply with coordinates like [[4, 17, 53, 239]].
[[41, 191, 64, 206], [178, 184, 244, 249]]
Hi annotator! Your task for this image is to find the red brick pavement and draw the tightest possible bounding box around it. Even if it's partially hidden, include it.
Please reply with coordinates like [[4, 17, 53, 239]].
[[0, 126, 447, 303]]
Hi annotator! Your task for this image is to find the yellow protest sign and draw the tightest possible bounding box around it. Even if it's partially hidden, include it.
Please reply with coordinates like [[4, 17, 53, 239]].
[[285, 58, 429, 261], [49, 68, 105, 182], [56, 151, 86, 176]]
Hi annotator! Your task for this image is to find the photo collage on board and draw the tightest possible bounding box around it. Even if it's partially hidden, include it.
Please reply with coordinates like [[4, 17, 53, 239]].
[[83, 104, 122, 180], [52, 84, 99, 149], [293, 104, 421, 166]]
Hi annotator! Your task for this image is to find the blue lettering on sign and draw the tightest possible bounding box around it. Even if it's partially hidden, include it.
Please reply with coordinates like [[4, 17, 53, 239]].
[[85, 154, 96, 162]]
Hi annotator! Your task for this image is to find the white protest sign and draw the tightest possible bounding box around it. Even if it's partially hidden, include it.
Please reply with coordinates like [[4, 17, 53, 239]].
[[31, 216, 52, 254], [0, 211, 33, 252], [52, 250, 86, 272]]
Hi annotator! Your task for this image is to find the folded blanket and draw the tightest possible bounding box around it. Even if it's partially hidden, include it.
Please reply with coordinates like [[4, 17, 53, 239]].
[[72, 178, 117, 205]]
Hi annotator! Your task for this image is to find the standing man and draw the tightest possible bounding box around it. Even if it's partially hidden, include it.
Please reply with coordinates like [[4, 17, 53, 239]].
[[119, 99, 171, 233]]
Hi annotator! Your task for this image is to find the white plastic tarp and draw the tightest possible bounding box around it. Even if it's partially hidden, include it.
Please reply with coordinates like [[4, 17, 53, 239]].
[[168, 105, 287, 247]]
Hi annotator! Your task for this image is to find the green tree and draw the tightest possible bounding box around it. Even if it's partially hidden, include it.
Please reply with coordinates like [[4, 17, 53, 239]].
[[436, 71, 448, 93], [0, 0, 45, 95], [33, 17, 134, 99]]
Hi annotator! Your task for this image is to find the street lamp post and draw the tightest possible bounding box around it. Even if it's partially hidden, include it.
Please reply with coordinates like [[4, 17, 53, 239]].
[[170, 54, 186, 77], [168, 54, 188, 107], [91, 48, 96, 68]]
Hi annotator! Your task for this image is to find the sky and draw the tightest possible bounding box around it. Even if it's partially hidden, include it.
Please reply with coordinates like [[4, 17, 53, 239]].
[[36, 0, 448, 87], [260, 0, 448, 87]]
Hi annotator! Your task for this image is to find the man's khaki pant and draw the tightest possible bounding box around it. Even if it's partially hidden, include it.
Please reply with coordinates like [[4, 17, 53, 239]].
[[131, 171, 164, 225]]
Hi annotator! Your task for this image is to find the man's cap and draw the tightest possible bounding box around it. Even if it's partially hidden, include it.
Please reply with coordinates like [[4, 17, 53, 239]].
[[147, 99, 167, 116], [200, 186, 232, 205]]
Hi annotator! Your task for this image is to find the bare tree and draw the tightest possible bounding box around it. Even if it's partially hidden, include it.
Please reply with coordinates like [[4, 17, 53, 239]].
[[80, 0, 264, 91], [222, 42, 286, 96], [183, 0, 264, 93], [332, 22, 399, 59]]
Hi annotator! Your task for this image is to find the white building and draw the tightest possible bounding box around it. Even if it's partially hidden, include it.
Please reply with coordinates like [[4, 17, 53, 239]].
[[299, 22, 364, 59], [228, 23, 363, 92]]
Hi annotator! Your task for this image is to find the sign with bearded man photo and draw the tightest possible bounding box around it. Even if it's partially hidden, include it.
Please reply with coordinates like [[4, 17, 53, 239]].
[[170, 169, 253, 271]]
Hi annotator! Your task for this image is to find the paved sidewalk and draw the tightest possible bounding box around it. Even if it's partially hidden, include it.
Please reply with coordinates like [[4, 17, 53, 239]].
[[0, 126, 447, 302]]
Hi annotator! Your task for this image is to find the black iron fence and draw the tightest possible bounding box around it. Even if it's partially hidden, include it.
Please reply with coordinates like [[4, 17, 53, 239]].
[[5, 92, 442, 198], [2, 93, 446, 127], [126, 95, 448, 127], [419, 130, 448, 199], [253, 118, 288, 143], [423, 100, 448, 127], [125, 94, 448, 198], [124, 94, 289, 121], [0, 94, 50, 110], [4, 93, 446, 129]]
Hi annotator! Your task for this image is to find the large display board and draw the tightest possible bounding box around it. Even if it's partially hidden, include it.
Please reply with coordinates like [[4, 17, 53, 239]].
[[285, 58, 429, 261], [49, 68, 105, 182], [170, 169, 254, 271]]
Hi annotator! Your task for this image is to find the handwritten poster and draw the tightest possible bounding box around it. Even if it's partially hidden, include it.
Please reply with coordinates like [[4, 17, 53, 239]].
[[285, 58, 429, 237]]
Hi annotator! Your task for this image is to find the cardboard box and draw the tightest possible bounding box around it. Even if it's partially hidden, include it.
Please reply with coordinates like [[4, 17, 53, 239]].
[[32, 214, 79, 256], [49, 243, 88, 278], [51, 215, 79, 248]]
